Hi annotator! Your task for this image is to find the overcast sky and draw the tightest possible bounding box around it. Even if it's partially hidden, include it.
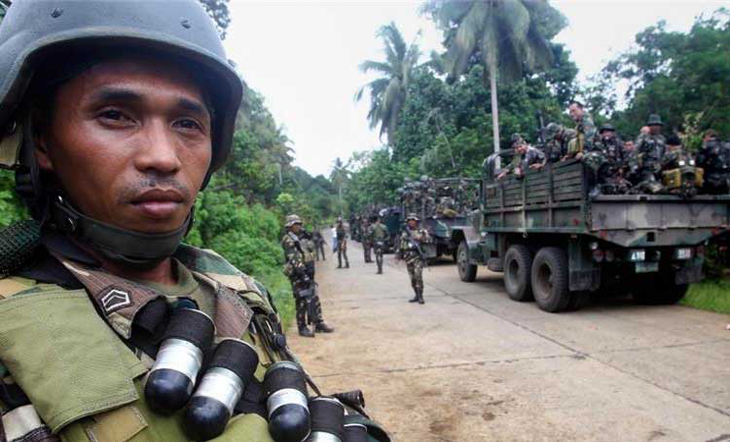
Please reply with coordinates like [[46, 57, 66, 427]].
[[224, 1, 724, 177]]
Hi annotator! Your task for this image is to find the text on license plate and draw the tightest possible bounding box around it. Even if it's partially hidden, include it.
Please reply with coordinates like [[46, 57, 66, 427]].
[[635, 262, 659, 273]]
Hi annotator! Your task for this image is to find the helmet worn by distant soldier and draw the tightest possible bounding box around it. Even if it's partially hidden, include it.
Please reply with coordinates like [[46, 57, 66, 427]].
[[406, 213, 420, 222], [286, 214, 303, 227], [646, 114, 664, 126], [599, 123, 616, 133], [510, 133, 525, 146]]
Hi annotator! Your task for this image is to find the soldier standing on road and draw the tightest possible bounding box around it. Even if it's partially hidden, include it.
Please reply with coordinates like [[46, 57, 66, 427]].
[[630, 114, 666, 194], [362, 217, 373, 263], [368, 216, 389, 274], [282, 215, 334, 337], [696, 129, 730, 194], [397, 214, 432, 304], [313, 229, 326, 261], [335, 217, 350, 268]]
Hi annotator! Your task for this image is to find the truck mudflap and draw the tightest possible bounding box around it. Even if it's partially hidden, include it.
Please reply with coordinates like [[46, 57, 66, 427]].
[[569, 269, 601, 292], [675, 258, 703, 285]]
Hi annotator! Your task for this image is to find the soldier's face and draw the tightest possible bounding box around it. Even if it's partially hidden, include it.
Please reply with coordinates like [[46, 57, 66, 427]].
[[291, 223, 302, 234], [649, 124, 662, 135], [408, 219, 417, 228], [35, 56, 212, 234], [569, 104, 583, 121], [601, 130, 615, 140]]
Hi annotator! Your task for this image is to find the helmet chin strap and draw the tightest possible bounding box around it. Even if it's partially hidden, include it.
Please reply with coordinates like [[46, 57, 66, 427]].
[[50, 194, 192, 269]]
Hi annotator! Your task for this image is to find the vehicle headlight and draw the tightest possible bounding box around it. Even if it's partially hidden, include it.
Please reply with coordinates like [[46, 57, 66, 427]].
[[679, 160, 686, 166], [690, 159, 696, 166]]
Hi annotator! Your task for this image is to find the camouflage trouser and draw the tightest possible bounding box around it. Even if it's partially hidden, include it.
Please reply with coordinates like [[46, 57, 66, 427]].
[[374, 241, 385, 273], [704, 172, 730, 194], [363, 241, 372, 262], [406, 258, 424, 291], [292, 279, 323, 327], [582, 150, 605, 175], [337, 239, 349, 267], [630, 166, 663, 194], [316, 243, 326, 261]]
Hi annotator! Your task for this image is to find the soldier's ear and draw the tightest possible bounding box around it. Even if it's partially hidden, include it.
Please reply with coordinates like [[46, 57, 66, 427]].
[[32, 108, 54, 172]]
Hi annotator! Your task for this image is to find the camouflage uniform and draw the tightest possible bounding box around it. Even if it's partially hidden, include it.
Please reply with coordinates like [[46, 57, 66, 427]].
[[584, 124, 630, 195], [362, 219, 373, 263], [696, 139, 730, 194], [629, 115, 666, 194], [398, 215, 432, 304], [505, 145, 546, 176], [335, 219, 349, 268], [313, 230, 326, 261], [566, 113, 597, 158], [542, 123, 575, 163], [483, 152, 500, 182], [282, 216, 333, 336], [367, 220, 389, 274]]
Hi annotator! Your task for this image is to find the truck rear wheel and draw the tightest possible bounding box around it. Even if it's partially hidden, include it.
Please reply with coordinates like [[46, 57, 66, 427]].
[[504, 245, 533, 302], [457, 241, 477, 282], [531, 247, 571, 313]]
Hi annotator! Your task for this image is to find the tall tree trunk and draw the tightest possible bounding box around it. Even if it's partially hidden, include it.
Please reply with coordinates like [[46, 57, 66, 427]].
[[338, 185, 343, 217], [489, 61, 501, 169]]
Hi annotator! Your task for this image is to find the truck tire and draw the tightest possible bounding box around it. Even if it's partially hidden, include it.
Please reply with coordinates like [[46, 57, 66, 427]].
[[503, 245, 533, 302], [633, 277, 689, 305], [531, 247, 571, 313], [457, 241, 477, 282]]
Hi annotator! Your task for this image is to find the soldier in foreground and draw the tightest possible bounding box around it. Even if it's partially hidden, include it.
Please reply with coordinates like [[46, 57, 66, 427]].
[[368, 216, 389, 274], [396, 214, 432, 304], [335, 217, 350, 268], [0, 1, 383, 440], [282, 215, 334, 337]]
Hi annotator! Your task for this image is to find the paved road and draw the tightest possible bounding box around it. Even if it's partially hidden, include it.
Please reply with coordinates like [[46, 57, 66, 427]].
[[289, 241, 730, 442]]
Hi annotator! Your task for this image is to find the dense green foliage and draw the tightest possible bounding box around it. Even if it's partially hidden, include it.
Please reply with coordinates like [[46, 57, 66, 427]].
[[586, 9, 730, 150], [343, 1, 576, 211], [682, 280, 730, 315]]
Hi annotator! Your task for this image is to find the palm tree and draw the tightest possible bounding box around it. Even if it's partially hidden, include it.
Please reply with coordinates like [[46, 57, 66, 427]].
[[423, 0, 563, 165], [329, 157, 350, 216], [355, 22, 421, 145]]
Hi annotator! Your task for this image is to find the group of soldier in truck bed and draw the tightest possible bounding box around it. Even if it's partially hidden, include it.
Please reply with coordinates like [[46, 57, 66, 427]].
[[485, 101, 730, 198], [396, 176, 480, 219]]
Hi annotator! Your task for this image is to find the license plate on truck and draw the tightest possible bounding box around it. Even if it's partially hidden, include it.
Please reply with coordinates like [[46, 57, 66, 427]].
[[635, 262, 659, 273]]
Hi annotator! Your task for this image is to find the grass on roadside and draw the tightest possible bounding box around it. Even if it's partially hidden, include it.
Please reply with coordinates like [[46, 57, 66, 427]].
[[681, 280, 730, 315]]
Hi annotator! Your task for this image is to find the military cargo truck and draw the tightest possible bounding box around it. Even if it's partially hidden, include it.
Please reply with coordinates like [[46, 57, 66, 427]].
[[400, 177, 480, 260], [454, 160, 730, 312]]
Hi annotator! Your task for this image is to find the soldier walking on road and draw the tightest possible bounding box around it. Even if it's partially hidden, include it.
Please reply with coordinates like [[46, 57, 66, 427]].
[[397, 214, 432, 304], [282, 215, 334, 337], [313, 229, 326, 261], [362, 218, 373, 263], [368, 216, 389, 274], [335, 217, 350, 268]]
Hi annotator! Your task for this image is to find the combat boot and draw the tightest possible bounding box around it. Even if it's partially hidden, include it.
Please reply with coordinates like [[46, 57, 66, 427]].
[[408, 288, 419, 303], [418, 288, 425, 305], [297, 312, 314, 338], [298, 327, 315, 338], [314, 322, 335, 333]]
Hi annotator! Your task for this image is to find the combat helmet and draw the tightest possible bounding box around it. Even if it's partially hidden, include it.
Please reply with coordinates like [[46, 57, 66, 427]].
[[544, 123, 564, 139], [285, 214, 303, 228], [510, 133, 525, 147], [646, 114, 664, 126], [599, 123, 616, 133], [405, 213, 420, 222], [0, 0, 243, 267]]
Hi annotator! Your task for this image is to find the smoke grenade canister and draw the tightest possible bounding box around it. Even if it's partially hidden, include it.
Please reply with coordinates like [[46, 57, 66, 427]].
[[184, 338, 260, 440], [145, 308, 215, 414], [264, 361, 311, 442], [307, 396, 345, 442]]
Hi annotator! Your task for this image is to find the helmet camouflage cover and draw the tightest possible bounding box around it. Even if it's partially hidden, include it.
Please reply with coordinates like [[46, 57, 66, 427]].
[[406, 213, 420, 222], [285, 214, 302, 227]]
